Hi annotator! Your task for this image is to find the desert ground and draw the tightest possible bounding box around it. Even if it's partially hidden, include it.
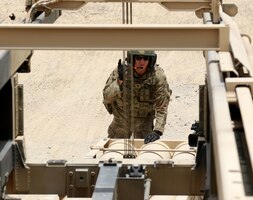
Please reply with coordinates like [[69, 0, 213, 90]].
[[1, 0, 253, 163]]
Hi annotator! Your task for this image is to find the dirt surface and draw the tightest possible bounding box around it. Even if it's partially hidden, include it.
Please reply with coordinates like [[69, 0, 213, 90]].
[[1, 0, 253, 163]]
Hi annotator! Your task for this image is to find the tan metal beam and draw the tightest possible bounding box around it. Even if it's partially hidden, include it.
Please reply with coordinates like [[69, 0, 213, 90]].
[[0, 11, 59, 90], [160, 1, 210, 11], [42, 1, 86, 10], [29, 0, 237, 20], [13, 162, 203, 195], [42, 0, 212, 10], [219, 6, 253, 76], [0, 24, 229, 51], [236, 87, 253, 174], [35, 0, 212, 4], [205, 50, 245, 199]]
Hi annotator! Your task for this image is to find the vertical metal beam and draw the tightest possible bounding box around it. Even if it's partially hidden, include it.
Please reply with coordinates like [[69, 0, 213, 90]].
[[0, 141, 14, 196], [14, 77, 24, 138], [211, 0, 220, 23], [92, 163, 120, 200]]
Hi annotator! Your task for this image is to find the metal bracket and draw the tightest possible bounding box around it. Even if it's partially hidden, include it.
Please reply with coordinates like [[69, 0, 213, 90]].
[[154, 160, 174, 168], [67, 166, 94, 197], [13, 142, 30, 194], [226, 77, 253, 103], [126, 165, 146, 178], [46, 159, 67, 167], [14, 82, 24, 138]]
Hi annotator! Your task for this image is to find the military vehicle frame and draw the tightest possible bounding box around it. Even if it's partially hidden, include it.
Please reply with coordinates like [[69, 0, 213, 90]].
[[0, 0, 253, 199]]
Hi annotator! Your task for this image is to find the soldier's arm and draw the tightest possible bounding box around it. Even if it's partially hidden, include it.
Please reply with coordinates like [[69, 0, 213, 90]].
[[103, 68, 122, 104], [153, 68, 171, 134]]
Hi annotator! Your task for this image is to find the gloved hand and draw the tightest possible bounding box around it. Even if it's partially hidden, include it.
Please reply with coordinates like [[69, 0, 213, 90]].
[[144, 131, 161, 144], [118, 59, 123, 81]]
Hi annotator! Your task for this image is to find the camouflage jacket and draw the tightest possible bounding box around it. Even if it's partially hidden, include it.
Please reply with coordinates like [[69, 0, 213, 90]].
[[103, 66, 171, 137]]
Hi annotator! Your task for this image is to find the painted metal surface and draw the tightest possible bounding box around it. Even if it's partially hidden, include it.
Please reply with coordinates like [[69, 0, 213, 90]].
[[0, 24, 229, 51]]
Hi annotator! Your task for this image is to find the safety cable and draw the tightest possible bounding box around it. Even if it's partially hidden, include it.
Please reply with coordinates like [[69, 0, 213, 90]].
[[122, 2, 135, 158]]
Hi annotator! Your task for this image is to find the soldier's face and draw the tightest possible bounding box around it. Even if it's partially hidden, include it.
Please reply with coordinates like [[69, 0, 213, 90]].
[[133, 56, 149, 76]]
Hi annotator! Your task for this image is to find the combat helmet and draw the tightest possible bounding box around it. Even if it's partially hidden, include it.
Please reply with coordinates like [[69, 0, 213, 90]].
[[127, 50, 157, 71]]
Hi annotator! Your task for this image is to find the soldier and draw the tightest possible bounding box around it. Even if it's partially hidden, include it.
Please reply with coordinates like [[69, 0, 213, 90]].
[[103, 50, 171, 144]]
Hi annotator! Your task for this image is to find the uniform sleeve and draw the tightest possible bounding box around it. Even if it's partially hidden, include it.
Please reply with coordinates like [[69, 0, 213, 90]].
[[103, 68, 122, 104], [153, 67, 171, 134]]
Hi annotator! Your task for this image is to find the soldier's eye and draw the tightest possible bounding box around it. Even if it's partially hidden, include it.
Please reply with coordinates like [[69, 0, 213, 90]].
[[135, 56, 149, 61]]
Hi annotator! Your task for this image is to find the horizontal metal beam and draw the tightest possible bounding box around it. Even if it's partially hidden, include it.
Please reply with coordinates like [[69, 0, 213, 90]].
[[0, 24, 229, 51], [160, 1, 210, 11], [0, 11, 61, 90], [49, 0, 211, 2], [36, 0, 211, 10], [14, 161, 203, 195]]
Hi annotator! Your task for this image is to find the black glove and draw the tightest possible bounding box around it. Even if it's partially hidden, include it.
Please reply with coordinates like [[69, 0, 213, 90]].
[[118, 59, 123, 81], [144, 131, 161, 144]]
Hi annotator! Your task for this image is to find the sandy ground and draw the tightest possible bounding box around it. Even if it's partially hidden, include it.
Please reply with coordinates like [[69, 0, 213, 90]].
[[1, 0, 253, 163]]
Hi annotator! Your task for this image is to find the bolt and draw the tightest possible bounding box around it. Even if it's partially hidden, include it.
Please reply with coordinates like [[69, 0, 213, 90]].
[[69, 171, 74, 177], [69, 185, 74, 190], [91, 185, 95, 190], [90, 171, 96, 177]]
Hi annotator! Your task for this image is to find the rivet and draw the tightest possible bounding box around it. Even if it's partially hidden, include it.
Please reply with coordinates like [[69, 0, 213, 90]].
[[91, 171, 96, 177]]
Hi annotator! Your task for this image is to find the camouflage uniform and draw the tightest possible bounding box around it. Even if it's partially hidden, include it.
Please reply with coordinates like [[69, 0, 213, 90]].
[[103, 65, 171, 139]]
